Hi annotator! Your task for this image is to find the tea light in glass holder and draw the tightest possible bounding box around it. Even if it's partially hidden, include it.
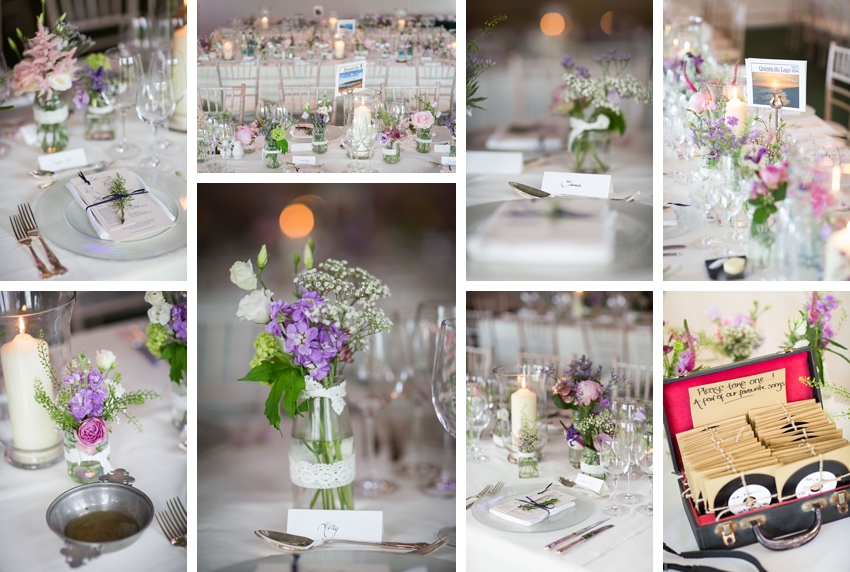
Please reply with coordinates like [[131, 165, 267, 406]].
[[333, 39, 345, 59], [329, 17, 338, 29], [222, 40, 234, 60], [398, 18, 406, 31]]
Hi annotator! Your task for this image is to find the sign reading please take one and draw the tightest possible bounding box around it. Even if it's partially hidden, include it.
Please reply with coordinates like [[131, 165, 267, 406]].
[[286, 509, 383, 542]]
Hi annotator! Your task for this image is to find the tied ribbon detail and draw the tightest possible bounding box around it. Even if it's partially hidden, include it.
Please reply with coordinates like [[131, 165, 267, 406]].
[[568, 115, 611, 151], [299, 376, 347, 415], [85, 189, 148, 211], [516, 483, 556, 514]]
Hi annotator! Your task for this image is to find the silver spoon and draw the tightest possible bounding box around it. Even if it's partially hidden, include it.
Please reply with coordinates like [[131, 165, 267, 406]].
[[28, 161, 110, 179], [38, 166, 111, 189], [509, 181, 640, 202], [254, 529, 431, 552]]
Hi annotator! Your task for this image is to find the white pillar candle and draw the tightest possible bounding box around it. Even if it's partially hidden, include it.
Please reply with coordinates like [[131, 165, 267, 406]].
[[825, 223, 850, 280], [0, 318, 59, 464], [171, 24, 188, 132], [261, 16, 269, 29], [353, 105, 370, 152], [510, 379, 537, 442], [726, 97, 748, 136], [222, 40, 234, 60], [333, 39, 345, 59], [398, 19, 405, 31], [572, 291, 584, 320], [329, 17, 338, 29]]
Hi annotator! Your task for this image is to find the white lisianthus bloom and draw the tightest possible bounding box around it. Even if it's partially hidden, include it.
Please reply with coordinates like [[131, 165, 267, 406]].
[[144, 291, 165, 306], [229, 260, 257, 290], [148, 303, 173, 326], [236, 289, 273, 324], [95, 350, 117, 371], [48, 73, 73, 92], [302, 111, 309, 119]]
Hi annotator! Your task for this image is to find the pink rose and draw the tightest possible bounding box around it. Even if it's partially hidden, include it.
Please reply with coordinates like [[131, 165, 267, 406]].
[[760, 164, 783, 190], [686, 90, 714, 113], [363, 38, 376, 50], [576, 380, 603, 406], [236, 125, 256, 146], [75, 418, 109, 455], [410, 111, 435, 130]]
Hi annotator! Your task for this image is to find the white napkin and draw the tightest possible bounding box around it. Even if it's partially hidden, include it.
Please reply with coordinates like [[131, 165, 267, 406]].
[[65, 169, 175, 241], [489, 489, 576, 526], [485, 123, 565, 152]]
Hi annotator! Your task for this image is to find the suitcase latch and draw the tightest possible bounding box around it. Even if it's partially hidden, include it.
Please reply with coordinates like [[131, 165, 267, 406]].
[[715, 521, 738, 546], [831, 490, 849, 515]]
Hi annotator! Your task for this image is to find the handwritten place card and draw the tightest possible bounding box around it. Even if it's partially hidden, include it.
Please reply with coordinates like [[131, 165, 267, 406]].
[[688, 369, 787, 426], [38, 148, 88, 172], [434, 144, 451, 154], [441, 156, 456, 166], [293, 155, 317, 165], [259, 565, 391, 572], [541, 171, 612, 199], [467, 151, 522, 175], [574, 473, 606, 494], [286, 509, 382, 543]]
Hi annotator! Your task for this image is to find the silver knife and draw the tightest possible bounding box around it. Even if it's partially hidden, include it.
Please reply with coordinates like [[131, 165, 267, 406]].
[[544, 518, 610, 550], [555, 524, 615, 554], [509, 181, 551, 198]]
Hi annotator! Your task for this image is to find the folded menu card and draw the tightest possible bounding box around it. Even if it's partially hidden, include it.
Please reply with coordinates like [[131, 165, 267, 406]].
[[467, 199, 617, 266], [65, 168, 176, 242], [489, 489, 576, 526]]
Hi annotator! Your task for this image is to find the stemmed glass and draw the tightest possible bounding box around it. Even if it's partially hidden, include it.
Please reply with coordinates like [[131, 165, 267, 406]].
[[106, 46, 143, 158], [616, 399, 645, 505], [635, 430, 653, 516], [663, 114, 686, 183], [135, 72, 175, 170], [431, 318, 456, 543], [150, 49, 186, 151], [214, 121, 234, 173], [466, 377, 491, 463], [348, 329, 407, 497], [364, 118, 380, 173], [0, 51, 12, 159], [343, 126, 363, 173], [600, 434, 630, 517]]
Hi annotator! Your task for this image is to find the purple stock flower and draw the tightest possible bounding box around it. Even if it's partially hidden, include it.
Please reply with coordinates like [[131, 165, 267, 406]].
[[73, 90, 89, 109], [599, 397, 611, 409], [561, 55, 575, 68], [170, 301, 187, 343], [575, 65, 590, 78]]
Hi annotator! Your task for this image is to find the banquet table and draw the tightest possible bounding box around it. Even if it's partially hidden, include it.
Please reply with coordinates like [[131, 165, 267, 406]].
[[663, 108, 847, 280], [466, 130, 653, 281], [0, 319, 187, 572], [198, 414, 455, 571], [0, 101, 188, 281], [467, 433, 652, 571]]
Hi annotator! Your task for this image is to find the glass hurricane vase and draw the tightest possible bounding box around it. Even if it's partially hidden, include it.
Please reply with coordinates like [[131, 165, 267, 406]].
[[84, 92, 116, 140], [290, 377, 356, 510], [64, 429, 112, 484], [571, 130, 611, 174], [34, 93, 69, 153]]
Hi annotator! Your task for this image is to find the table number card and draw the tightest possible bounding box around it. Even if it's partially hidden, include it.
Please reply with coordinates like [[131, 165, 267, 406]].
[[541, 171, 613, 199], [688, 369, 787, 426], [286, 509, 383, 543], [434, 144, 451, 154], [38, 148, 88, 172], [333, 61, 366, 97], [745, 59, 807, 112]]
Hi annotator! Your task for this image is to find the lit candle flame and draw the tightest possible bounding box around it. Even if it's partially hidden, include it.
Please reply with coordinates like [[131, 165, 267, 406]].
[[833, 165, 841, 195], [18, 317, 24, 335]]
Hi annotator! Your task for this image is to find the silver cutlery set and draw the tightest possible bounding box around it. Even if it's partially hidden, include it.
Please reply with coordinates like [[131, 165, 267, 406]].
[[465, 480, 505, 509], [508, 181, 640, 202], [10, 203, 67, 278], [156, 497, 188, 550]]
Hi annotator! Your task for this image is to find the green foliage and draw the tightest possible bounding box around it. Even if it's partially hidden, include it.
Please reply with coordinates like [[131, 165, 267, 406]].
[[238, 352, 307, 430], [159, 342, 187, 383], [107, 173, 132, 225]]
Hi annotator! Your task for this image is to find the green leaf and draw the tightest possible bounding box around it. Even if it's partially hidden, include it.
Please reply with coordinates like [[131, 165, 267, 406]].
[[280, 368, 306, 420], [239, 360, 282, 387], [552, 393, 576, 411], [824, 338, 848, 350], [774, 184, 787, 202], [264, 377, 286, 431], [752, 208, 768, 225], [596, 108, 626, 135]]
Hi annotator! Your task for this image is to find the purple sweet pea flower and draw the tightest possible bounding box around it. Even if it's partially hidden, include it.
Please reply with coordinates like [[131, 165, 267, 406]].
[[634, 408, 647, 422], [594, 432, 613, 452], [73, 90, 90, 109]]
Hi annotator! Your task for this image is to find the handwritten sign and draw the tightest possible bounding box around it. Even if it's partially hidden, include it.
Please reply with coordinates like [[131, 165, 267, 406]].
[[541, 171, 613, 199], [286, 509, 383, 543], [688, 369, 787, 426]]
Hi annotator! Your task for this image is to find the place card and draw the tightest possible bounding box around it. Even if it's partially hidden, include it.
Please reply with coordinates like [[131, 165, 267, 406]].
[[290, 142, 313, 152], [38, 148, 88, 172], [467, 151, 522, 175], [574, 473, 606, 494], [293, 155, 316, 165], [541, 171, 612, 199], [258, 565, 391, 572], [287, 509, 382, 543], [441, 156, 456, 166], [434, 144, 451, 154], [18, 124, 37, 146]]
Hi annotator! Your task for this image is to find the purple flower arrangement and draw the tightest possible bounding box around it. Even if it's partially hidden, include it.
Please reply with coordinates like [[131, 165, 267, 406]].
[[145, 291, 188, 383], [747, 161, 789, 236], [72, 53, 114, 110], [786, 292, 849, 388], [663, 320, 704, 378]]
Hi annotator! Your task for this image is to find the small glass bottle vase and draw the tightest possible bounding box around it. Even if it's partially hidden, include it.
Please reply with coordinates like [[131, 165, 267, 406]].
[[169, 380, 187, 430], [571, 130, 611, 174], [450, 135, 456, 157], [312, 124, 329, 154], [64, 429, 112, 484], [290, 376, 356, 510], [580, 448, 607, 480], [264, 138, 281, 169], [415, 127, 432, 153], [84, 93, 115, 140], [34, 93, 69, 153], [382, 140, 401, 164], [517, 451, 539, 478]]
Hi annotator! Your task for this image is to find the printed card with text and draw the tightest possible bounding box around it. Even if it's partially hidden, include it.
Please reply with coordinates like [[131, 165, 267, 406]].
[[287, 509, 383, 543], [745, 59, 807, 112], [334, 62, 366, 97]]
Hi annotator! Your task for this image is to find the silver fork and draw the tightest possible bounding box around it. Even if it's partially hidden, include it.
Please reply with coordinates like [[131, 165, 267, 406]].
[[155, 497, 187, 549], [465, 483, 492, 505], [18, 203, 67, 275], [466, 480, 504, 509], [11, 215, 53, 279]]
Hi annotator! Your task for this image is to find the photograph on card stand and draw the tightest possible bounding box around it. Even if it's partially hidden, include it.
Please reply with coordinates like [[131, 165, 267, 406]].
[[196, 4, 457, 174], [662, 291, 850, 568], [465, 291, 652, 570], [662, 4, 850, 282], [0, 291, 187, 571], [465, 3, 652, 281], [0, 2, 189, 281], [196, 183, 456, 571]]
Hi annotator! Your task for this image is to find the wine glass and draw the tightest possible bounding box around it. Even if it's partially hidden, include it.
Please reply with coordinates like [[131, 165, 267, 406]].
[[431, 318, 456, 543], [364, 118, 380, 173], [348, 329, 408, 498], [466, 377, 491, 463], [600, 435, 630, 517], [343, 126, 362, 173], [635, 430, 653, 516], [135, 72, 175, 170], [106, 46, 143, 158], [215, 121, 234, 173], [616, 399, 645, 505], [0, 52, 12, 159], [150, 49, 186, 151]]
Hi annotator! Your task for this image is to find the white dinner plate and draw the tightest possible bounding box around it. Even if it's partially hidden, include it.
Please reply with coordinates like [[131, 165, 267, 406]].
[[289, 124, 343, 142], [34, 168, 187, 260], [217, 550, 455, 572], [471, 483, 595, 533]]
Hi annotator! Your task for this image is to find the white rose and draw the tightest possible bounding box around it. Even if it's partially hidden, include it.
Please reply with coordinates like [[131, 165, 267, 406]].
[[48, 73, 73, 92], [229, 260, 257, 290], [144, 291, 165, 306], [236, 289, 273, 324], [95, 350, 117, 371], [148, 302, 173, 325]]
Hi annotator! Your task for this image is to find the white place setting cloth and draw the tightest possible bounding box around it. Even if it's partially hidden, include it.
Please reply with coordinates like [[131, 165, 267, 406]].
[[0, 319, 187, 572]]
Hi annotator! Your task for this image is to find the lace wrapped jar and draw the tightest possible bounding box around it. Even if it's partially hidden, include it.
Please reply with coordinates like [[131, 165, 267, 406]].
[[84, 92, 115, 140], [415, 127, 432, 154], [580, 448, 606, 480], [34, 93, 69, 153], [312, 124, 329, 154], [170, 380, 187, 430], [382, 140, 401, 164], [64, 429, 112, 484], [290, 376, 356, 510]]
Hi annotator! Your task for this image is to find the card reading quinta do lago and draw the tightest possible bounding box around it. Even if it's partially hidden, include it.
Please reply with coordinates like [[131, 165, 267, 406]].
[[745, 59, 807, 112], [286, 509, 383, 543]]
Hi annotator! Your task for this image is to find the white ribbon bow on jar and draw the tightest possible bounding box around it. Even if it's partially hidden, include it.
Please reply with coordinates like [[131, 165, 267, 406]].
[[567, 114, 611, 151], [299, 376, 347, 415]]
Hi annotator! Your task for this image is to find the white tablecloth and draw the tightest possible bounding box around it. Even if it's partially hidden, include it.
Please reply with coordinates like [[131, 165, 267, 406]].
[[467, 435, 652, 571], [0, 319, 187, 572], [466, 131, 653, 281], [0, 104, 188, 281]]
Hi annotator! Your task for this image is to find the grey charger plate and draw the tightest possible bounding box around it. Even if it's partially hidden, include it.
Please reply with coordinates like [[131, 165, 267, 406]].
[[216, 550, 455, 572]]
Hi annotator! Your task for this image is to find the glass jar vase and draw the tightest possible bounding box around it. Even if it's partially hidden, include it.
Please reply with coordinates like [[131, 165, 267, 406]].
[[312, 124, 329, 154], [64, 429, 112, 484], [517, 451, 539, 478], [580, 447, 607, 480], [0, 292, 75, 469], [263, 137, 281, 169], [415, 127, 432, 153], [450, 135, 456, 157], [34, 93, 69, 153], [290, 376, 356, 510], [169, 380, 187, 430], [84, 93, 115, 140], [570, 130, 611, 174], [382, 140, 401, 164]]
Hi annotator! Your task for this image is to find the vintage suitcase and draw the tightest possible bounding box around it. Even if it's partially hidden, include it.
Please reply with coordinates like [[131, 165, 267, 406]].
[[663, 347, 850, 550]]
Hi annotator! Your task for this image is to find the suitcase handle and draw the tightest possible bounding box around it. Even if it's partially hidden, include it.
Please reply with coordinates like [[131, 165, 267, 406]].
[[751, 507, 822, 550]]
